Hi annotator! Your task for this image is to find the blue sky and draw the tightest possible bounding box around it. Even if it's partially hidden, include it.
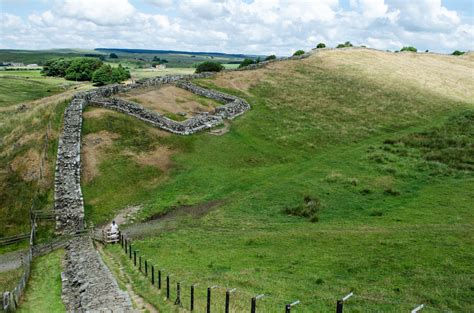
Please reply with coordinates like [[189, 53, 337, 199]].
[[1, 0, 473, 55]]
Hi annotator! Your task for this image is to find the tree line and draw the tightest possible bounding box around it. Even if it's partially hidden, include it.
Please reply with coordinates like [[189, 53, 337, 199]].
[[41, 57, 131, 86]]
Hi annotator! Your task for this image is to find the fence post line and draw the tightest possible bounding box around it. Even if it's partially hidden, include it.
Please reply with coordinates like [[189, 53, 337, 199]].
[[133, 250, 137, 266], [158, 270, 162, 289], [174, 282, 182, 306], [207, 287, 211, 313], [129, 242, 132, 259], [190, 285, 195, 311], [145, 260, 148, 276], [166, 276, 170, 299], [225, 290, 230, 313], [251, 297, 256, 313], [139, 255, 142, 272], [337, 292, 353, 313], [151, 265, 155, 285]]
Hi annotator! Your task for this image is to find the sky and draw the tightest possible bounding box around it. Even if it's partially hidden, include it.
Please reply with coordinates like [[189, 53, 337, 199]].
[[0, 0, 473, 55]]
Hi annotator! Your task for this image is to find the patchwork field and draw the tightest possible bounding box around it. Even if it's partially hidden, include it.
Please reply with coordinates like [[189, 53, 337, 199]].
[[75, 49, 474, 311]]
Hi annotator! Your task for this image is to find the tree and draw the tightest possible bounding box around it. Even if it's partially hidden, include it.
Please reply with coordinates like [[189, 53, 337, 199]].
[[400, 46, 417, 52], [109, 53, 118, 59], [64, 58, 102, 81], [195, 61, 224, 73], [344, 41, 353, 47], [265, 55, 277, 61], [293, 50, 305, 56], [452, 50, 465, 56], [238, 58, 255, 68], [152, 56, 161, 62], [316, 43, 326, 49], [92, 64, 113, 86], [41, 58, 72, 77]]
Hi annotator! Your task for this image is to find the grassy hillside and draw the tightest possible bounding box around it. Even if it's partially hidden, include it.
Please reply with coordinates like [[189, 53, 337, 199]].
[[0, 71, 90, 238], [79, 49, 474, 311]]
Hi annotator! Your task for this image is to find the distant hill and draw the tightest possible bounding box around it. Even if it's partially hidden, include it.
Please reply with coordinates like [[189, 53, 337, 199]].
[[95, 48, 259, 59]]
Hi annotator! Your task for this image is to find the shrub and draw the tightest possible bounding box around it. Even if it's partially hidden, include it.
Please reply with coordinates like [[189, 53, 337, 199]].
[[452, 50, 465, 56], [316, 43, 326, 49], [293, 50, 305, 56], [92, 63, 131, 86], [265, 55, 276, 61], [337, 42, 353, 49], [91, 64, 113, 86], [283, 196, 321, 222], [109, 53, 118, 59], [238, 58, 256, 68], [400, 46, 417, 52], [195, 61, 224, 73]]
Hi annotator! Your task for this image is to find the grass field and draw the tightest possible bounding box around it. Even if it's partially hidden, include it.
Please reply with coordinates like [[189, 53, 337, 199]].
[[0, 267, 24, 293], [78, 49, 474, 311], [130, 68, 195, 80], [17, 249, 65, 312]]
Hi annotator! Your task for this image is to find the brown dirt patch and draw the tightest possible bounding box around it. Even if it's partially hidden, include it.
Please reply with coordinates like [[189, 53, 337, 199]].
[[123, 145, 174, 172], [82, 131, 120, 183], [118, 85, 219, 117], [10, 148, 41, 182], [123, 199, 224, 239], [83, 107, 114, 119]]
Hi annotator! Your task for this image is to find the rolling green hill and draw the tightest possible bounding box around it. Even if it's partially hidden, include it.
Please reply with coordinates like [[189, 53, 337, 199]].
[[79, 49, 473, 311]]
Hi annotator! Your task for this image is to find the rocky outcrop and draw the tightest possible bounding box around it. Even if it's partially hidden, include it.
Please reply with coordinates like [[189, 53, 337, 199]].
[[61, 236, 133, 312]]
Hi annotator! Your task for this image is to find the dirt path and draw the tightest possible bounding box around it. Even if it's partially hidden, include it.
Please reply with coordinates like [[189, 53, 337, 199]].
[[96, 242, 159, 313], [0, 249, 27, 272]]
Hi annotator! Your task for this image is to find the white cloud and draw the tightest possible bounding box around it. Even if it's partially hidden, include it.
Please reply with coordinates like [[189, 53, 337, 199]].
[[0, 0, 472, 54], [55, 0, 136, 26]]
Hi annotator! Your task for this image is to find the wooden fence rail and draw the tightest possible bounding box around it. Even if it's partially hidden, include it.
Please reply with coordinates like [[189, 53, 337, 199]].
[[0, 234, 30, 247]]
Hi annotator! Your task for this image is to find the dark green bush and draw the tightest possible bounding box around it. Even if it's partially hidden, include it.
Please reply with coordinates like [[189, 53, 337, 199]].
[[238, 58, 256, 68], [293, 50, 305, 56], [109, 53, 118, 59], [452, 50, 465, 56], [265, 55, 276, 61], [195, 61, 224, 73], [337, 42, 353, 49], [316, 43, 326, 49], [92, 63, 131, 86], [400, 46, 417, 52]]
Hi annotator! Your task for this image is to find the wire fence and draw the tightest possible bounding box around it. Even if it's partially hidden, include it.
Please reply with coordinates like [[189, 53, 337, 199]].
[[117, 234, 439, 313]]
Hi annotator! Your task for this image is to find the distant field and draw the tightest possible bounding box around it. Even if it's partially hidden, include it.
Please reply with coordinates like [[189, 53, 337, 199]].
[[130, 68, 195, 80], [223, 63, 240, 69], [81, 49, 474, 311]]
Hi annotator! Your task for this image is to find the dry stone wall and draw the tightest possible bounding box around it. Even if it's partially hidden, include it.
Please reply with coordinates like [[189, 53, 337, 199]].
[[61, 236, 133, 312], [54, 74, 244, 235], [54, 98, 86, 234]]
